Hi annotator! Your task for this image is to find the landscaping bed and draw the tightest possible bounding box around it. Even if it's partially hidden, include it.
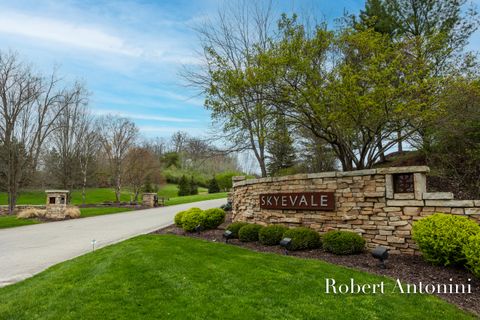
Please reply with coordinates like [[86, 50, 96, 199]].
[[153, 224, 480, 316]]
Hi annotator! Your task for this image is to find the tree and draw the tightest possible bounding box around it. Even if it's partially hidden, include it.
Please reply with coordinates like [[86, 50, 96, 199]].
[[183, 1, 277, 177], [263, 16, 422, 170], [208, 177, 220, 194], [124, 147, 159, 203], [77, 118, 99, 206], [189, 176, 198, 195], [177, 175, 190, 196], [0, 51, 85, 214], [47, 84, 90, 189], [366, 0, 478, 150], [429, 78, 480, 198], [97, 115, 138, 203], [266, 114, 296, 176]]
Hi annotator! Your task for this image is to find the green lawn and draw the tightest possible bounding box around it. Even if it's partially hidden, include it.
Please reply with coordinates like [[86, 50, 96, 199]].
[[0, 235, 472, 319], [0, 188, 133, 206], [165, 192, 228, 206], [79, 207, 134, 218], [0, 185, 214, 206], [158, 183, 209, 198], [0, 215, 39, 229]]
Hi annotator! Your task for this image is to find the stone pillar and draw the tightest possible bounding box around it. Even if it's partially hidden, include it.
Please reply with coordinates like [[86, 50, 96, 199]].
[[142, 193, 158, 207]]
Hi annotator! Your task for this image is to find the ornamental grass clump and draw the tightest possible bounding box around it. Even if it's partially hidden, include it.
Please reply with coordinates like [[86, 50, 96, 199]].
[[238, 224, 264, 242], [259, 225, 289, 246], [413, 213, 480, 266], [282, 227, 321, 251], [322, 230, 365, 255]]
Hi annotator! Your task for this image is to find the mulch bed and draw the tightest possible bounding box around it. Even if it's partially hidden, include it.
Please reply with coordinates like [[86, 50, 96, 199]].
[[153, 223, 480, 317]]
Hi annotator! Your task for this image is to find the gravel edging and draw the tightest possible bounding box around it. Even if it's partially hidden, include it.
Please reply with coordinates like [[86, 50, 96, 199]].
[[153, 224, 480, 317]]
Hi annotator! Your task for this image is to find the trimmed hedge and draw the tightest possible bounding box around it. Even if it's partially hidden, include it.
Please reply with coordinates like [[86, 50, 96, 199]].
[[322, 230, 365, 255], [259, 225, 288, 246], [203, 208, 226, 229], [464, 233, 480, 278], [239, 224, 264, 242], [413, 213, 480, 266], [226, 222, 248, 238], [283, 227, 321, 251], [174, 210, 187, 228], [180, 208, 205, 232]]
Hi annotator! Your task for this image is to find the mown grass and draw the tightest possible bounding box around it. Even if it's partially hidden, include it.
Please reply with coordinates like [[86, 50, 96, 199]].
[[0, 235, 473, 319], [165, 192, 228, 206], [0, 188, 132, 206], [0, 215, 39, 229], [0, 185, 212, 206]]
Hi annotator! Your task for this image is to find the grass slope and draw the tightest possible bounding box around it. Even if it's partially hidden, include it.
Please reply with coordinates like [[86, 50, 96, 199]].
[[0, 235, 473, 319], [165, 192, 228, 206], [0, 215, 39, 229]]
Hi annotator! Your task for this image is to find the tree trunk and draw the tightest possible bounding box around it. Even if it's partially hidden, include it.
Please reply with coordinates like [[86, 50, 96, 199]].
[[8, 190, 17, 215], [397, 131, 403, 152], [81, 169, 87, 206], [377, 135, 385, 162], [115, 173, 121, 204]]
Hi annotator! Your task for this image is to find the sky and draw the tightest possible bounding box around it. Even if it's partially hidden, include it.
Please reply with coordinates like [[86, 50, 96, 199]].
[[0, 0, 479, 140]]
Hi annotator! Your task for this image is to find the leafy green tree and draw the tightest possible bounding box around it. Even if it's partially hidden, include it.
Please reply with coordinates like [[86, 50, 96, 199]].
[[267, 114, 296, 176], [215, 171, 244, 191], [189, 176, 198, 195], [183, 2, 277, 177], [263, 16, 422, 170], [207, 177, 220, 194], [358, 0, 479, 151], [429, 78, 480, 198], [161, 152, 180, 168], [177, 175, 190, 196]]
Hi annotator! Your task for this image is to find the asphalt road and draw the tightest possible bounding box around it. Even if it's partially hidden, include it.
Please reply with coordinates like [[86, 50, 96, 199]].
[[0, 198, 226, 287]]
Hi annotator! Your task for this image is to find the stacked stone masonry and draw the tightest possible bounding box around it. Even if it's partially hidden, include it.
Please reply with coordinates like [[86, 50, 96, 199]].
[[231, 166, 480, 255]]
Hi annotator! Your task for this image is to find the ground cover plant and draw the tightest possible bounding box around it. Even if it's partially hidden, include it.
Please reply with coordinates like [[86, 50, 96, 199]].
[[0, 235, 474, 319]]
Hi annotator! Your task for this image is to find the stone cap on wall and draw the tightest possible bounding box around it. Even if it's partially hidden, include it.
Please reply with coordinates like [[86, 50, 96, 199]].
[[45, 190, 70, 193], [232, 166, 430, 188]]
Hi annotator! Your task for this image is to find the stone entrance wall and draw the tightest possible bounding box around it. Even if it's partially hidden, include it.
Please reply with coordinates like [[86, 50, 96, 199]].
[[231, 166, 480, 254]]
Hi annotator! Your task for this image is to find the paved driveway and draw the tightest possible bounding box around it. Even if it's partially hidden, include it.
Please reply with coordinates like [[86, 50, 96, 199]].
[[0, 198, 226, 287]]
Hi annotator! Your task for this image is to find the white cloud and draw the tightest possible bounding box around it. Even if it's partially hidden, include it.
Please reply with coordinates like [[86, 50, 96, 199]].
[[92, 108, 197, 123], [0, 11, 142, 56], [138, 125, 205, 136]]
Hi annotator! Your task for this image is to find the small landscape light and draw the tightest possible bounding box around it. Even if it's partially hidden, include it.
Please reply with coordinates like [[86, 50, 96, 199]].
[[372, 246, 389, 269], [280, 237, 292, 255], [223, 230, 233, 243], [91, 239, 97, 252], [195, 224, 204, 234]]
